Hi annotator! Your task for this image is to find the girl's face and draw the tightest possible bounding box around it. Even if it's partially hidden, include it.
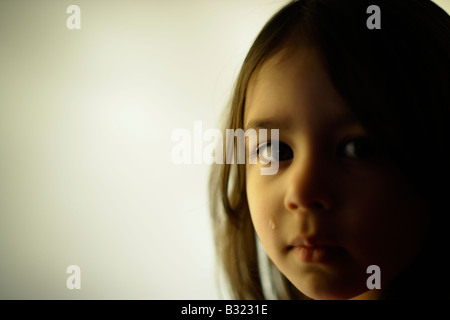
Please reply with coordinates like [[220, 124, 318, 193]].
[[244, 47, 429, 300]]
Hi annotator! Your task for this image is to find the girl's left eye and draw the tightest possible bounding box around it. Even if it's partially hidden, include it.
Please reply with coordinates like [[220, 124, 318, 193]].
[[340, 137, 376, 160]]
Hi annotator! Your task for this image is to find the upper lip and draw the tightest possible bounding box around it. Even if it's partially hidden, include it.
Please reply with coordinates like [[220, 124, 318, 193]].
[[287, 235, 334, 250]]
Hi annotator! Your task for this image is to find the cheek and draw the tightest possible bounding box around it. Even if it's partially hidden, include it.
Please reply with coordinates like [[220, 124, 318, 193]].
[[342, 174, 428, 279], [246, 170, 283, 250]]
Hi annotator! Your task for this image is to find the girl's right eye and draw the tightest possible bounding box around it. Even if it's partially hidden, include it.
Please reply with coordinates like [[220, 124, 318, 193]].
[[339, 137, 377, 160], [257, 142, 293, 163]]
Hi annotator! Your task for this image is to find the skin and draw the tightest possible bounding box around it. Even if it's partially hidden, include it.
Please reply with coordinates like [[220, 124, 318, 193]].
[[244, 46, 429, 300]]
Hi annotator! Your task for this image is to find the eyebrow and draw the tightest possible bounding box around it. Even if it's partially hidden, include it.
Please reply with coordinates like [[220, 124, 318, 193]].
[[244, 112, 360, 131], [244, 118, 291, 131]]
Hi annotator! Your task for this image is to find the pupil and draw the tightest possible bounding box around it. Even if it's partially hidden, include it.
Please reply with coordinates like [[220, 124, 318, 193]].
[[351, 140, 371, 158]]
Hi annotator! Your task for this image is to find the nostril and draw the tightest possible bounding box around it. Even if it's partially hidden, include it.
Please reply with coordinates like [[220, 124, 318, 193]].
[[286, 200, 330, 212], [288, 202, 298, 210]]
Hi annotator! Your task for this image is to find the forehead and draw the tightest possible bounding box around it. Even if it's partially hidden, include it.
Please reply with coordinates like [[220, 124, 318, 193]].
[[244, 46, 351, 130]]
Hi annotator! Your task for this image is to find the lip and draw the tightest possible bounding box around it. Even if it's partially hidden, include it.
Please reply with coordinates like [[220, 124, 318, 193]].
[[287, 236, 345, 264]]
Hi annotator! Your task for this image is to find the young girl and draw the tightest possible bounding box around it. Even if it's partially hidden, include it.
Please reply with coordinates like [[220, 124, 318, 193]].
[[210, 0, 450, 300]]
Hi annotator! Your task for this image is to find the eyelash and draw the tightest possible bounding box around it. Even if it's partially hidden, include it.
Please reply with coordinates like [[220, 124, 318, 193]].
[[256, 141, 292, 163], [255, 137, 376, 163]]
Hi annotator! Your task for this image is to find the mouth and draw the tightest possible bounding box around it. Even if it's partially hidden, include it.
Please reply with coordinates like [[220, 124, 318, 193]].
[[287, 237, 346, 264]]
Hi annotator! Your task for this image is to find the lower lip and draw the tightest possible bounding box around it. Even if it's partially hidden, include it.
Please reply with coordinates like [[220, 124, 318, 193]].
[[292, 246, 344, 264]]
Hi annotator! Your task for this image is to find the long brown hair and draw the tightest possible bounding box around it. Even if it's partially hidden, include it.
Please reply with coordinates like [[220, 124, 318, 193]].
[[210, 0, 450, 299]]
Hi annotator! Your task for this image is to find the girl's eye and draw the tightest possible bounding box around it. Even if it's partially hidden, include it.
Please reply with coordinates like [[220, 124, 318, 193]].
[[340, 137, 376, 160], [258, 142, 293, 163]]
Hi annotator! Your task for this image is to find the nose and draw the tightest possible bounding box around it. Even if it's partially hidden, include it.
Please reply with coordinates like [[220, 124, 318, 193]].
[[284, 150, 335, 214]]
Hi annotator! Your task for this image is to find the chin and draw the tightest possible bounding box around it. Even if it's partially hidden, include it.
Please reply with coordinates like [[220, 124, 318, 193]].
[[300, 288, 361, 300], [292, 274, 371, 300]]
